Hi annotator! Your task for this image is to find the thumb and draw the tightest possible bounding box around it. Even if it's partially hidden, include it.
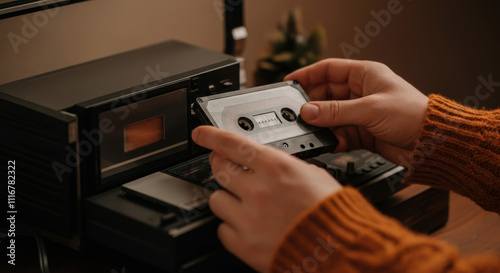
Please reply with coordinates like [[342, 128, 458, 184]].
[[300, 98, 373, 128]]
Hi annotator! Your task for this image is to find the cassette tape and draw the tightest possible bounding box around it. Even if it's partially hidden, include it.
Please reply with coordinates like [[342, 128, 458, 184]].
[[193, 81, 338, 158]]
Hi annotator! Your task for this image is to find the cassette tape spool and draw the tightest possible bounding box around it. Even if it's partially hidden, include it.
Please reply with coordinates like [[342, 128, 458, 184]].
[[193, 81, 338, 158]]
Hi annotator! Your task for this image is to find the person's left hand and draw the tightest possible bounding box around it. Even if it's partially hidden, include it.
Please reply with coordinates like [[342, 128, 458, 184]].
[[192, 125, 342, 272]]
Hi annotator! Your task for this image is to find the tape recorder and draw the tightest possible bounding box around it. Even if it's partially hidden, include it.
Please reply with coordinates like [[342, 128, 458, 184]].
[[0, 39, 239, 246], [0, 41, 449, 272]]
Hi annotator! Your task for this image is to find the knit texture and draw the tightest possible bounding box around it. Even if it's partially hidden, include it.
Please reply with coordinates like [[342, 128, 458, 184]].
[[269, 94, 500, 272], [270, 188, 500, 273], [405, 94, 500, 213]]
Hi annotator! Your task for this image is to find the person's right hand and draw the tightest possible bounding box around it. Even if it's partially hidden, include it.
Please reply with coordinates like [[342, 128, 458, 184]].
[[284, 59, 429, 166]]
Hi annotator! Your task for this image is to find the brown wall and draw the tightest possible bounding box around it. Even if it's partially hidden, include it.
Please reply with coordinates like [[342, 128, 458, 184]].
[[1, 0, 499, 109]]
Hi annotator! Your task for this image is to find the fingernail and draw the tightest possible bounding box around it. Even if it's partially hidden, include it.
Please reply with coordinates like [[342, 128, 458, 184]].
[[302, 103, 319, 120], [191, 128, 199, 142]]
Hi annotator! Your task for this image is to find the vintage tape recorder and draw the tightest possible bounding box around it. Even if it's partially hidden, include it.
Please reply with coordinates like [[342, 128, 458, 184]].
[[0, 41, 449, 273], [0, 40, 239, 246]]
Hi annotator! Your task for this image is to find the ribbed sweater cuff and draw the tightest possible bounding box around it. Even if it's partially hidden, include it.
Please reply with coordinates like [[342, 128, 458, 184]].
[[404, 94, 500, 213], [269, 187, 459, 273]]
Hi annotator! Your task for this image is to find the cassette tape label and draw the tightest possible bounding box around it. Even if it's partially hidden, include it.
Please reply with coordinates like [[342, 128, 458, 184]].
[[207, 86, 310, 144], [253, 112, 281, 128], [194, 81, 339, 158]]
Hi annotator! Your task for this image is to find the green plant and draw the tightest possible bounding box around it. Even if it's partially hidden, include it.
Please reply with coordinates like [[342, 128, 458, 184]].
[[255, 8, 326, 85]]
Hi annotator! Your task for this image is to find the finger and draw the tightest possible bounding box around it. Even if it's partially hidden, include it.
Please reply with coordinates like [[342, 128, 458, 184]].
[[284, 58, 365, 93], [209, 189, 242, 224], [209, 151, 253, 197], [331, 126, 363, 152], [330, 128, 349, 153], [300, 97, 376, 128], [192, 126, 284, 170], [216, 222, 244, 260], [306, 82, 351, 101], [209, 151, 245, 172]]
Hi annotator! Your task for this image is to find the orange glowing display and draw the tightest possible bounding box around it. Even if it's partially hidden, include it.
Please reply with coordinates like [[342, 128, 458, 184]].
[[124, 115, 164, 152]]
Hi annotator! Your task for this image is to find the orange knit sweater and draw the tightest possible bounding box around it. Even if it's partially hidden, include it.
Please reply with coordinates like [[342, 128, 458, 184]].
[[269, 95, 500, 273]]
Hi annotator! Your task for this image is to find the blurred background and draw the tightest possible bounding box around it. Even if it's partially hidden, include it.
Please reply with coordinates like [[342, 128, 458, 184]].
[[1, 1, 500, 272], [0, 0, 499, 109]]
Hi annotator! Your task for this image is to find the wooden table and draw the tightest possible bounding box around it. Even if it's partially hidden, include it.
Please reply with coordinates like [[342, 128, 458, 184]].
[[431, 192, 500, 256]]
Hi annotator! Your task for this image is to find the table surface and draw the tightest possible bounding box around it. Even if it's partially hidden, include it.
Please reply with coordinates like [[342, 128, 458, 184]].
[[3, 191, 500, 273], [431, 192, 500, 256]]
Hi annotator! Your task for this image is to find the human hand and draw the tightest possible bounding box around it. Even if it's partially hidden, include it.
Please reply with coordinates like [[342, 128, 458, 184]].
[[192, 125, 342, 273], [284, 59, 429, 166]]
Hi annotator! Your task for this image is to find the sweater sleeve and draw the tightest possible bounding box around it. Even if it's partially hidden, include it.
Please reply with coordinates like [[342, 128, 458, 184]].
[[269, 188, 500, 273], [269, 94, 500, 273], [404, 94, 500, 213]]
